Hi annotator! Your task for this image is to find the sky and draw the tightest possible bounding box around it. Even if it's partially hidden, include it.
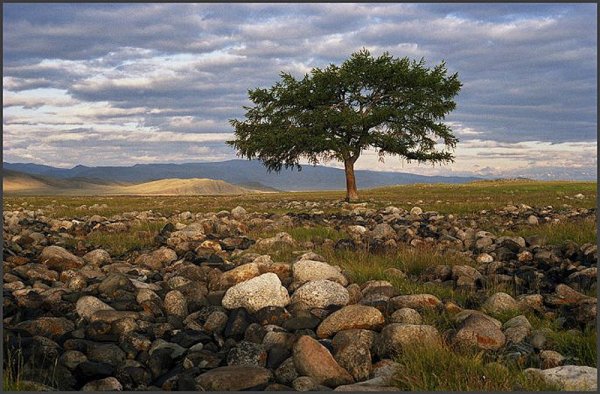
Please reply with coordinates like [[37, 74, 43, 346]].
[[2, 3, 597, 180]]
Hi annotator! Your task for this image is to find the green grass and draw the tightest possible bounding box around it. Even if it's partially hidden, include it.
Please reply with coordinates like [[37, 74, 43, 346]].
[[3, 346, 24, 392], [504, 217, 597, 246], [251, 225, 346, 244], [392, 342, 561, 391], [321, 244, 474, 277], [64, 220, 164, 257], [546, 328, 597, 368], [4, 180, 596, 218]]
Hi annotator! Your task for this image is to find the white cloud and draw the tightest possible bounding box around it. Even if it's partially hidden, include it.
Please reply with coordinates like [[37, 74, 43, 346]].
[[2, 3, 596, 179]]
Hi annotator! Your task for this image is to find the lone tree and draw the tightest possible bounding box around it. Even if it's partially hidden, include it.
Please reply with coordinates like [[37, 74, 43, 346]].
[[228, 49, 462, 201]]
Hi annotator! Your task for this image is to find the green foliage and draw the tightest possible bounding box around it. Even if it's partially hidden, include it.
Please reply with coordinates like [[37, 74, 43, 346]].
[[228, 48, 461, 199]]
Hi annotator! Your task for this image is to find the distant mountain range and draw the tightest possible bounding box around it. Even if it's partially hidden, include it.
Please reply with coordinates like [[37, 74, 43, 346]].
[[3, 160, 481, 192]]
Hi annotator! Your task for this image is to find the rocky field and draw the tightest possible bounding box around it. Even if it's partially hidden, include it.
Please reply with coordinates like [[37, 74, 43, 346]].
[[2, 183, 597, 391]]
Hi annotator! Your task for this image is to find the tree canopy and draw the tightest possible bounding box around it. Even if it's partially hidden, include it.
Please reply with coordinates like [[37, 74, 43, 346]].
[[228, 48, 462, 201]]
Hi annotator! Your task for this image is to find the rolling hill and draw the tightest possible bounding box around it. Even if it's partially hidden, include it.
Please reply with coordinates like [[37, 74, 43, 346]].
[[4, 160, 480, 191], [2, 170, 256, 196]]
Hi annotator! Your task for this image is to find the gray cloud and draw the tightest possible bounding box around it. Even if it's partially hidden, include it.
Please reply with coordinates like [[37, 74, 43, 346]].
[[2, 3, 596, 179]]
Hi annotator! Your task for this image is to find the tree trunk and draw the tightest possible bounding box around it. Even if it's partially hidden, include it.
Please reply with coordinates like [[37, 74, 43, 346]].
[[344, 159, 359, 202]]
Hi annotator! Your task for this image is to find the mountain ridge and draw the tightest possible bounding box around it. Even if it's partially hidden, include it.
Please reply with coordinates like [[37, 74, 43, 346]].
[[3, 160, 481, 191]]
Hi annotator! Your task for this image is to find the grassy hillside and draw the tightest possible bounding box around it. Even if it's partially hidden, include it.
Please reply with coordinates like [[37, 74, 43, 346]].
[[117, 178, 254, 195], [3, 170, 256, 196]]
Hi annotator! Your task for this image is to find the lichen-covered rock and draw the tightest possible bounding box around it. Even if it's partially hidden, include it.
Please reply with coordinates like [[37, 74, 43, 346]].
[[14, 317, 74, 340], [82, 377, 123, 391], [39, 245, 84, 271], [291, 280, 350, 309], [292, 260, 348, 286], [316, 305, 385, 338], [216, 263, 261, 290], [83, 249, 112, 267], [195, 365, 273, 391], [135, 247, 177, 270], [390, 294, 441, 310], [525, 366, 597, 391], [482, 292, 519, 314], [163, 290, 188, 318], [231, 206, 247, 219], [376, 324, 441, 357], [332, 329, 377, 382], [76, 296, 115, 321], [389, 308, 422, 325], [453, 313, 506, 350], [222, 273, 290, 313]]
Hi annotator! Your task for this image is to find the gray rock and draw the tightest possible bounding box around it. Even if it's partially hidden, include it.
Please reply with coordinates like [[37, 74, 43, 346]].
[[76, 296, 115, 321], [332, 329, 376, 382], [231, 206, 247, 219], [39, 245, 84, 271], [390, 294, 441, 310], [376, 324, 441, 357], [227, 341, 268, 367], [525, 366, 597, 391], [275, 357, 299, 385], [291, 280, 350, 310], [82, 377, 123, 391], [390, 308, 422, 325], [196, 365, 273, 391], [482, 292, 519, 314], [163, 290, 188, 318], [82, 249, 112, 266], [222, 273, 290, 313], [293, 260, 348, 286]]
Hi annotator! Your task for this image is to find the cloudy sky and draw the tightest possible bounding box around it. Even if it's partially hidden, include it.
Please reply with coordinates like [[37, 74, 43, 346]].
[[3, 3, 597, 180]]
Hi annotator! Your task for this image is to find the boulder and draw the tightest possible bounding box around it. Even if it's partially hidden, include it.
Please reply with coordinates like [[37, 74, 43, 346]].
[[195, 365, 273, 391], [222, 273, 290, 313], [390, 294, 441, 310], [83, 249, 112, 267], [82, 377, 123, 391], [316, 305, 385, 338], [39, 245, 84, 271], [453, 313, 506, 350], [376, 324, 441, 357], [76, 296, 115, 321], [292, 260, 348, 286], [293, 335, 353, 387], [389, 308, 422, 325], [216, 263, 261, 290], [291, 280, 350, 309], [14, 317, 74, 340], [231, 206, 247, 219], [332, 329, 376, 382], [135, 247, 177, 270], [163, 290, 188, 318], [525, 366, 597, 391], [482, 292, 519, 314]]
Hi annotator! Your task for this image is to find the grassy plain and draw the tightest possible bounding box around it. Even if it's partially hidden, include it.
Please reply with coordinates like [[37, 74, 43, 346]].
[[4, 180, 596, 218], [3, 180, 596, 391]]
